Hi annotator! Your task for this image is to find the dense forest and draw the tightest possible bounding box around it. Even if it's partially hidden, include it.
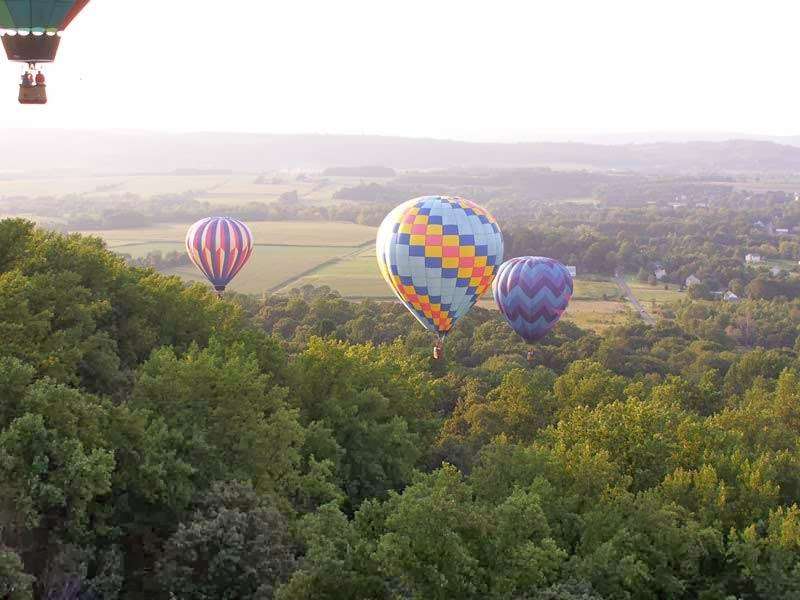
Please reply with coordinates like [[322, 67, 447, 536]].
[[2, 218, 800, 599]]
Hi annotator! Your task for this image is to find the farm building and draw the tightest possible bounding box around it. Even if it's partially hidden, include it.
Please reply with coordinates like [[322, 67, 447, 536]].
[[745, 254, 762, 264], [685, 275, 701, 287], [723, 291, 739, 302]]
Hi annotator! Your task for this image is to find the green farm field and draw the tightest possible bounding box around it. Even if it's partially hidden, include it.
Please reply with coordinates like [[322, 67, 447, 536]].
[[279, 247, 386, 297], [163, 245, 360, 294], [572, 276, 622, 300], [624, 277, 687, 303], [563, 299, 630, 332], [79, 220, 377, 247], [111, 242, 185, 259], [474, 297, 628, 333], [80, 220, 378, 294]]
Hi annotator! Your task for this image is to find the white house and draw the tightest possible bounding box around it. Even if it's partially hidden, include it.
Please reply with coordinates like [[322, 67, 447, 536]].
[[770, 266, 783, 277], [654, 268, 667, 280], [685, 275, 701, 287], [776, 228, 790, 235], [723, 291, 739, 302], [566, 266, 577, 278], [745, 254, 762, 264]]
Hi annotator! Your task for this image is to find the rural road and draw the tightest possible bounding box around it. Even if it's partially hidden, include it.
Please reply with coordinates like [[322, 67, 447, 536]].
[[614, 272, 656, 326]]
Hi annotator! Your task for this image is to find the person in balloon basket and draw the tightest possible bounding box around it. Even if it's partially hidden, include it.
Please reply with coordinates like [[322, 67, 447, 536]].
[[21, 72, 33, 87], [35, 71, 45, 86], [433, 338, 444, 360]]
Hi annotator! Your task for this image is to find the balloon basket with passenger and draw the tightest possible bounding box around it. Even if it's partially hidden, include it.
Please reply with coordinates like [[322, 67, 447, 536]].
[[432, 336, 445, 361], [18, 63, 47, 104]]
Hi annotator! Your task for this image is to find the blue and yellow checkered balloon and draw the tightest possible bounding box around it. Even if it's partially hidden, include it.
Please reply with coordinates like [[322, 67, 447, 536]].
[[376, 196, 504, 336]]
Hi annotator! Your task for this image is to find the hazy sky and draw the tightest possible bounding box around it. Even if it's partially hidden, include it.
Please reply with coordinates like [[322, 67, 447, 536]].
[[2, 0, 800, 141]]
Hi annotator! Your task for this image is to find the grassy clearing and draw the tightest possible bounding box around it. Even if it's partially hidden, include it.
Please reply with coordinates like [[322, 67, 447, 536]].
[[280, 247, 387, 297], [77, 220, 377, 247], [162, 245, 356, 294], [572, 276, 622, 300], [563, 300, 630, 332], [551, 197, 600, 206], [477, 297, 629, 333], [110, 242, 185, 258], [625, 277, 687, 303]]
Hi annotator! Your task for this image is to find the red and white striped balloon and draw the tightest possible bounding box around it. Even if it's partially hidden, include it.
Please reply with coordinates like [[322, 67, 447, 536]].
[[185, 217, 254, 292]]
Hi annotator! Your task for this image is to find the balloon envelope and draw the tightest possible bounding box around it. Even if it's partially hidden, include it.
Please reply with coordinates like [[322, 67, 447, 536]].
[[185, 217, 254, 292], [493, 257, 573, 343], [376, 195, 503, 336], [1, 0, 89, 63], [0, 0, 89, 32]]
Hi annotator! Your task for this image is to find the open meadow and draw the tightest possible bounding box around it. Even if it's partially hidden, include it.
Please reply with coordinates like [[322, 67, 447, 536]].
[[278, 246, 387, 297], [79, 220, 377, 248], [563, 299, 630, 331], [571, 275, 622, 300], [163, 245, 362, 293], [624, 276, 687, 304], [79, 219, 377, 294]]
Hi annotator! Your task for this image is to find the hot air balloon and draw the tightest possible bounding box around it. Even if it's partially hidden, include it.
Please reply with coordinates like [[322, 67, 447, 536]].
[[492, 257, 573, 360], [1, 0, 90, 104], [377, 195, 503, 359], [185, 217, 254, 296]]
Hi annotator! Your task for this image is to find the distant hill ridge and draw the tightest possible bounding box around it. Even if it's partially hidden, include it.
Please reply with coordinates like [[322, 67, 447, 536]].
[[3, 130, 800, 174]]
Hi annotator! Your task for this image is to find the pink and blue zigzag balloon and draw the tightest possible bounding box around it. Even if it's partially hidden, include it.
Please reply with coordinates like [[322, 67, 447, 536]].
[[492, 256, 574, 343]]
